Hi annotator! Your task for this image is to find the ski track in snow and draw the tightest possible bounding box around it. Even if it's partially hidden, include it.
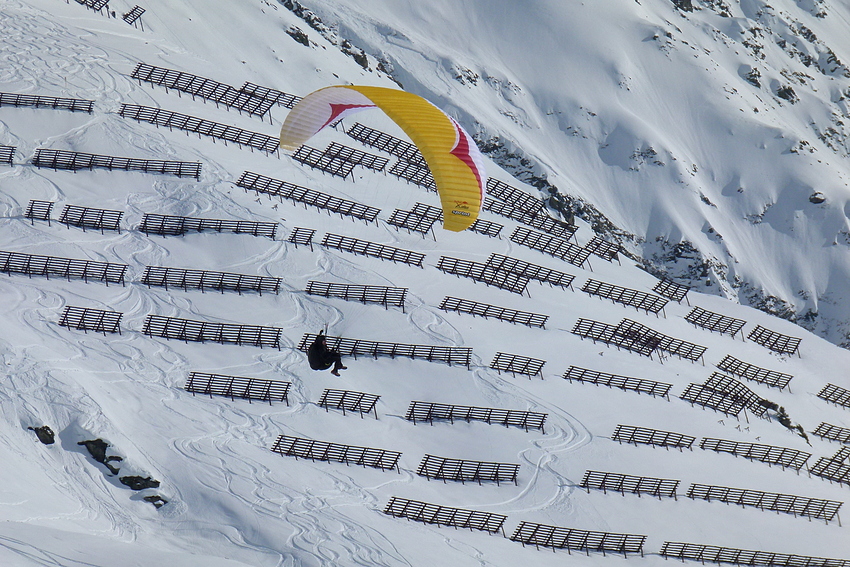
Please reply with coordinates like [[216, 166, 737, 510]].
[[1, 0, 613, 563], [467, 367, 591, 512], [0, 175, 593, 565], [1, 361, 143, 544], [165, 403, 415, 566]]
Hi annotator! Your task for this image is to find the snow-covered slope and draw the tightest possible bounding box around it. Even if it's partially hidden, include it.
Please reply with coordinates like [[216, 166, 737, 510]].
[[290, 0, 850, 348], [1, 0, 850, 566]]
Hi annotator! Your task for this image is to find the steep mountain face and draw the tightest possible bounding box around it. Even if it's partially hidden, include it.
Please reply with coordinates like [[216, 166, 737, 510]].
[[280, 0, 850, 347]]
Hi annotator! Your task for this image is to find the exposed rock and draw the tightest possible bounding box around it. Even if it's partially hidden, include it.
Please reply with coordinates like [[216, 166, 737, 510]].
[[285, 26, 311, 47], [144, 495, 168, 509], [277, 0, 328, 35], [340, 40, 368, 69], [776, 84, 798, 103], [744, 67, 761, 88], [452, 65, 479, 86], [28, 426, 55, 445], [732, 279, 798, 322], [700, 0, 732, 17], [809, 192, 826, 204], [120, 476, 160, 491], [77, 439, 122, 475], [279, 0, 378, 73]]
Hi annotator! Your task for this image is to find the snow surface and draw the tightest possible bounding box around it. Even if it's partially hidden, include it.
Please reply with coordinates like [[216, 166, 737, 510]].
[[300, 0, 850, 347], [0, 0, 849, 565]]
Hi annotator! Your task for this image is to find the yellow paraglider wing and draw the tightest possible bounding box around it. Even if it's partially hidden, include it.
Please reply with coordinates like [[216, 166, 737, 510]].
[[279, 85, 485, 232]]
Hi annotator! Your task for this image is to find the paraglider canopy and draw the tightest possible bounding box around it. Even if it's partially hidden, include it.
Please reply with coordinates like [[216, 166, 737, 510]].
[[279, 85, 485, 232]]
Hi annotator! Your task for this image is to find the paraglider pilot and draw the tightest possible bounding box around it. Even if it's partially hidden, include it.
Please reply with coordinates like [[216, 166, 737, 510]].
[[307, 330, 347, 376]]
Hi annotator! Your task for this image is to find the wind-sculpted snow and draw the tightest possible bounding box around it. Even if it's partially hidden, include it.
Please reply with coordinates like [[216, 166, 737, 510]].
[[294, 0, 850, 349], [467, 366, 592, 512], [0, 2, 114, 97]]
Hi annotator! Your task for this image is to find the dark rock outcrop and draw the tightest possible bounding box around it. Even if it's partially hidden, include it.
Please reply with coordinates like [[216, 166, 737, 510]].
[[77, 439, 123, 475], [143, 495, 168, 509], [119, 476, 160, 491], [28, 426, 55, 445]]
